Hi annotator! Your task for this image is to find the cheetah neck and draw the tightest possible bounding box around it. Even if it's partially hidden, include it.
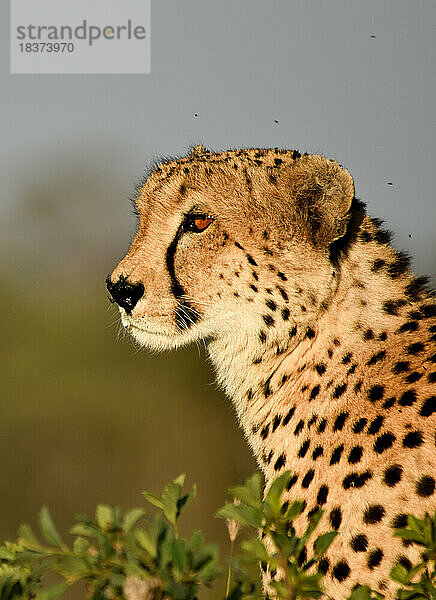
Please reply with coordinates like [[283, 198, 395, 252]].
[[207, 229, 435, 469]]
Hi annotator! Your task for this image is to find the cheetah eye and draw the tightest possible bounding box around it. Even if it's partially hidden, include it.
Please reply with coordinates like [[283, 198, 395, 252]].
[[183, 214, 214, 233]]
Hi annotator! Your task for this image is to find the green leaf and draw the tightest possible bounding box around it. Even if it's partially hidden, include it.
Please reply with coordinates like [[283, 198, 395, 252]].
[[122, 508, 146, 532], [0, 547, 15, 560], [69, 523, 96, 537], [96, 504, 113, 531], [35, 582, 70, 600], [135, 528, 157, 558], [171, 538, 188, 572], [283, 500, 306, 522], [228, 473, 263, 508], [264, 471, 291, 517], [17, 523, 40, 547], [38, 506, 65, 549], [313, 531, 338, 555], [216, 503, 262, 529], [162, 482, 183, 526], [390, 564, 410, 585], [240, 538, 270, 563], [72, 537, 90, 553], [142, 491, 164, 511]]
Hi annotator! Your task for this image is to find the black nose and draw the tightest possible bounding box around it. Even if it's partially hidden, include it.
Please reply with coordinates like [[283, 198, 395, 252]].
[[106, 275, 145, 314]]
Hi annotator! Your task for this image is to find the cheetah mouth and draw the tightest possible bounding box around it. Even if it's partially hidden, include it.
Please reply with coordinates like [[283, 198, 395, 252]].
[[126, 322, 176, 338]]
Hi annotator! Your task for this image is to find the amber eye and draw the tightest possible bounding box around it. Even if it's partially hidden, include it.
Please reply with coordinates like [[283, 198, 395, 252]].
[[184, 214, 214, 233]]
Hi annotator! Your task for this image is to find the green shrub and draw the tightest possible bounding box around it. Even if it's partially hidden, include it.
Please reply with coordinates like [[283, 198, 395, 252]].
[[0, 472, 434, 600]]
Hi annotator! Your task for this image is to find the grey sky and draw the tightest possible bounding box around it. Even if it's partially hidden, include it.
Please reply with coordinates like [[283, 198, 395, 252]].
[[1, 0, 435, 279]]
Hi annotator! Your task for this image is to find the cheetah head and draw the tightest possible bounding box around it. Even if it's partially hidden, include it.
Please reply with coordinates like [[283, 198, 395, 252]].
[[107, 146, 355, 352]]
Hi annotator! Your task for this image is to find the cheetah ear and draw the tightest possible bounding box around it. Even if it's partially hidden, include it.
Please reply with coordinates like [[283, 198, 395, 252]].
[[283, 155, 355, 246]]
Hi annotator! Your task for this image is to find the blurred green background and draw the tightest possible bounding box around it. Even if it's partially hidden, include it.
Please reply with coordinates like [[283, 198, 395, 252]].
[[1, 2, 435, 598]]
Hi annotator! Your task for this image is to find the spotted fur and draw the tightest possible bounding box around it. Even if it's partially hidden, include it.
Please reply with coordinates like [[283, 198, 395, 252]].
[[108, 146, 436, 600]]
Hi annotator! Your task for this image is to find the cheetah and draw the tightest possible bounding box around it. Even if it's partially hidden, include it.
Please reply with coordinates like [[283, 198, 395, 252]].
[[107, 146, 436, 599]]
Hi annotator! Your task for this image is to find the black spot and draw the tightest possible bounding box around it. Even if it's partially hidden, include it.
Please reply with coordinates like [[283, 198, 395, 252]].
[[318, 419, 327, 433], [309, 385, 320, 401], [348, 446, 363, 464], [260, 425, 269, 440], [246, 254, 257, 266], [294, 420, 304, 435], [327, 348, 333, 358], [343, 471, 373, 489], [298, 440, 310, 458], [393, 361, 410, 374], [350, 534, 368, 552], [252, 357, 262, 364], [315, 363, 326, 376], [281, 308, 290, 321], [274, 158, 283, 166], [347, 364, 357, 375], [317, 485, 329, 505], [428, 372, 436, 383], [329, 507, 342, 530], [420, 304, 436, 318], [263, 247, 273, 256], [383, 465, 403, 487], [282, 406, 296, 426], [363, 329, 374, 340], [342, 352, 352, 364], [368, 385, 384, 402], [233, 292, 240, 298], [307, 414, 318, 428], [262, 314, 275, 327], [234, 241, 244, 250], [286, 474, 298, 490], [259, 331, 267, 343], [301, 469, 315, 488], [387, 251, 410, 278], [374, 227, 392, 244], [266, 299, 277, 311], [312, 446, 323, 460], [407, 342, 425, 355], [405, 276, 429, 301], [373, 432, 396, 454], [289, 325, 297, 337], [318, 558, 329, 575], [333, 412, 349, 431], [250, 284, 258, 293], [272, 415, 282, 431], [379, 331, 387, 341], [263, 375, 273, 398], [353, 418, 368, 433], [383, 299, 407, 315], [274, 454, 286, 471], [367, 416, 384, 435], [354, 380, 363, 393], [330, 445, 344, 465], [371, 259, 385, 272], [419, 396, 436, 417], [281, 374, 288, 384], [262, 230, 269, 240], [367, 350, 386, 366], [297, 547, 307, 567], [397, 556, 412, 571], [392, 514, 408, 529], [305, 327, 315, 339], [398, 389, 417, 406], [332, 560, 350, 582], [333, 337, 341, 346], [403, 430, 423, 448], [360, 231, 372, 243], [277, 286, 289, 301], [251, 271, 258, 281], [277, 271, 287, 281], [333, 383, 347, 399], [368, 549, 383, 570], [247, 389, 253, 400], [398, 321, 419, 333], [406, 371, 423, 384], [363, 505, 385, 524]]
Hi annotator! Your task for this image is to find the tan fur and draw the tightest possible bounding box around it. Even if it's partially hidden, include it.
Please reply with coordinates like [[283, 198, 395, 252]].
[[109, 146, 436, 599]]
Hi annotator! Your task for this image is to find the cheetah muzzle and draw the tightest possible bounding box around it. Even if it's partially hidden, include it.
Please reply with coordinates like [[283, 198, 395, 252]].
[[107, 145, 436, 599]]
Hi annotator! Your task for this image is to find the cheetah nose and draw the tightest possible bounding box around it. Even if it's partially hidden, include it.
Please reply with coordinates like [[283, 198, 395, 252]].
[[106, 275, 145, 314]]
